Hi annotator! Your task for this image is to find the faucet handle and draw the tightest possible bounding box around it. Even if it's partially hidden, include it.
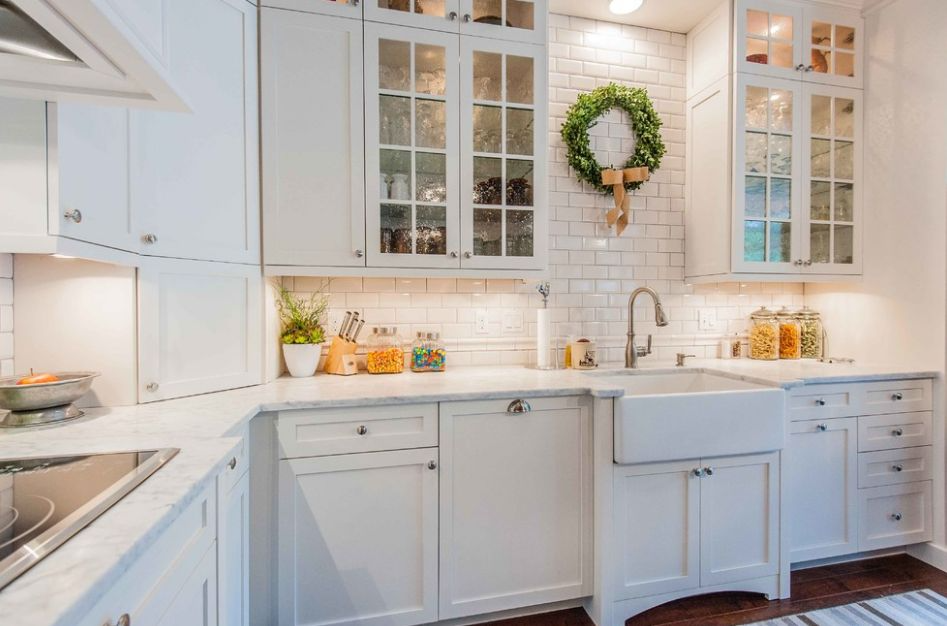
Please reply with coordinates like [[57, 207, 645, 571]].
[[676, 353, 697, 367], [647, 334, 653, 355]]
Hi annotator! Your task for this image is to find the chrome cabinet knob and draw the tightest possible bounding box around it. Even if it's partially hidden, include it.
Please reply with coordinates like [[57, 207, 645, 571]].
[[116, 614, 131, 626], [892, 392, 904, 401], [891, 512, 903, 521], [146, 382, 159, 392], [450, 251, 458, 258], [691, 468, 704, 477], [795, 63, 806, 71], [794, 259, 803, 266], [507, 399, 531, 414], [892, 428, 904, 437], [228, 457, 237, 470], [805, 65, 814, 72], [64, 208, 82, 223], [464, 251, 472, 258], [803, 259, 812, 266], [815, 398, 826, 406], [817, 423, 828, 432], [463, 13, 472, 22], [356, 424, 368, 436], [427, 460, 437, 470], [351, 0, 359, 6], [448, 10, 457, 20], [354, 249, 364, 258], [893, 464, 903, 472], [704, 467, 714, 476], [142, 233, 158, 244]]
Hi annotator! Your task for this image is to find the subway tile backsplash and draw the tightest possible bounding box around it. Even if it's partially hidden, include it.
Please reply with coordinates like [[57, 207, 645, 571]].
[[0, 253, 13, 376]]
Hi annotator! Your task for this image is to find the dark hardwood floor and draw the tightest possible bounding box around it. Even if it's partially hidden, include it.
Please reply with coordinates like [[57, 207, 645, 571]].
[[482, 554, 947, 626]]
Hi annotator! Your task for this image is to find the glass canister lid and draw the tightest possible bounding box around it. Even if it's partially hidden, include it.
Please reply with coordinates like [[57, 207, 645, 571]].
[[750, 306, 776, 320], [373, 326, 398, 335], [797, 306, 821, 319], [416, 331, 440, 340], [775, 306, 798, 319]]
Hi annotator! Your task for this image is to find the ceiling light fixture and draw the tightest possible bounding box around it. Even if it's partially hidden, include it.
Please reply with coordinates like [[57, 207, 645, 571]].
[[609, 0, 644, 15]]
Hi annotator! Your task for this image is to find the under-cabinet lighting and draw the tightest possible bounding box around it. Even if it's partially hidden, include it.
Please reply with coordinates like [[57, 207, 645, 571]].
[[50, 254, 75, 259], [609, 0, 644, 15]]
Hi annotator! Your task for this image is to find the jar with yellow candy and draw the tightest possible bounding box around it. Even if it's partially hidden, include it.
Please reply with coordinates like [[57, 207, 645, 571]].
[[776, 307, 802, 360], [366, 326, 404, 374], [749, 306, 779, 361]]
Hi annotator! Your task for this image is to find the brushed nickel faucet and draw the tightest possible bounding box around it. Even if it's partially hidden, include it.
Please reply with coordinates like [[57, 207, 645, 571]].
[[625, 287, 669, 368]]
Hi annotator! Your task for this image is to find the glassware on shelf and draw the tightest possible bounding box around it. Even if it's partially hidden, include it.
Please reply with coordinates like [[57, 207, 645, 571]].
[[776, 307, 801, 360], [390, 173, 410, 200], [366, 327, 404, 374], [749, 306, 779, 361], [411, 332, 446, 372], [798, 306, 824, 359]]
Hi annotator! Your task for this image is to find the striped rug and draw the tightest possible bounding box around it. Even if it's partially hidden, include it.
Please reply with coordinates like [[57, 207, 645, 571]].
[[744, 589, 947, 625]]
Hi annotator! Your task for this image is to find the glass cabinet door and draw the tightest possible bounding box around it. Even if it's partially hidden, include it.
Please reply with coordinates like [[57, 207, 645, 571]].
[[365, 24, 460, 268], [803, 8, 863, 88], [458, 0, 546, 45], [460, 38, 545, 269], [736, 0, 803, 80], [734, 74, 802, 273], [365, 0, 462, 33], [266, 0, 363, 19], [802, 85, 861, 274]]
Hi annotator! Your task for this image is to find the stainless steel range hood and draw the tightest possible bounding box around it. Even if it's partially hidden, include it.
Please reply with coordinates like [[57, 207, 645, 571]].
[[0, 0, 79, 63]]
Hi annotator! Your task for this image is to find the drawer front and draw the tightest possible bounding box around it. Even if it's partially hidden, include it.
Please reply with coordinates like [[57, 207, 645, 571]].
[[788, 384, 857, 421], [218, 434, 248, 493], [858, 412, 932, 452], [278, 403, 438, 458], [859, 379, 932, 416], [858, 481, 932, 551], [788, 379, 933, 422], [858, 447, 933, 488]]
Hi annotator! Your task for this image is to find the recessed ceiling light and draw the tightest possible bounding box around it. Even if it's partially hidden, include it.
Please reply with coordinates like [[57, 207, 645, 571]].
[[609, 0, 644, 15]]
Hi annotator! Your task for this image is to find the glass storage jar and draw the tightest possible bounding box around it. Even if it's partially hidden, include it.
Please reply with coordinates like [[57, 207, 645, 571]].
[[776, 307, 801, 360], [411, 332, 446, 372], [366, 326, 404, 374], [749, 307, 780, 361], [798, 306, 824, 359]]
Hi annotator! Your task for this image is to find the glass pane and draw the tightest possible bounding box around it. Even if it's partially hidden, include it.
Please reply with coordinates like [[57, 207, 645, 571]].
[[745, 176, 766, 217], [835, 98, 854, 138], [834, 225, 854, 264], [745, 86, 768, 129], [812, 21, 832, 46], [416, 152, 446, 203], [835, 52, 855, 78], [770, 134, 792, 175], [811, 95, 831, 136], [507, 55, 534, 105], [810, 223, 830, 263], [507, 210, 534, 256], [770, 178, 791, 219], [772, 14, 793, 39], [770, 89, 792, 132], [507, 159, 534, 206], [744, 220, 765, 262], [746, 10, 768, 37], [380, 204, 412, 254], [745, 132, 767, 173], [810, 181, 831, 220], [771, 42, 793, 68], [768, 221, 791, 263], [473, 208, 502, 256], [379, 95, 411, 146], [837, 24, 855, 50], [810, 49, 829, 74], [380, 149, 411, 200], [416, 0, 446, 17], [473, 105, 502, 153], [378, 0, 409, 14], [378, 40, 410, 91], [416, 206, 447, 255], [811, 138, 831, 178], [415, 44, 446, 96], [746, 38, 768, 64], [473, 52, 502, 101], [835, 183, 853, 221], [507, 0, 535, 30], [473, 0, 502, 23], [416, 99, 446, 149], [473, 156, 502, 204], [835, 141, 854, 179], [506, 108, 533, 155]]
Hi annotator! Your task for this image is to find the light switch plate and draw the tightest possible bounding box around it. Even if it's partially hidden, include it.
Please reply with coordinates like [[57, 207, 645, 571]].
[[698, 308, 717, 331]]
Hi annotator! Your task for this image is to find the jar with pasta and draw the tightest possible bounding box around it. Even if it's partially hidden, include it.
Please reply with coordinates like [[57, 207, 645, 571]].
[[366, 327, 404, 374], [797, 306, 824, 359], [776, 307, 801, 360], [749, 307, 779, 361]]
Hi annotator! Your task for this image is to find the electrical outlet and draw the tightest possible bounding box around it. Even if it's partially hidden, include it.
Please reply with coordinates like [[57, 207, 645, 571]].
[[475, 309, 489, 334], [698, 308, 717, 331]]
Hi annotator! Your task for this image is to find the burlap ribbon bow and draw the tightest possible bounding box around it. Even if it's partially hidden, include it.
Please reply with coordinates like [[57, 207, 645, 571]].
[[601, 166, 650, 236]]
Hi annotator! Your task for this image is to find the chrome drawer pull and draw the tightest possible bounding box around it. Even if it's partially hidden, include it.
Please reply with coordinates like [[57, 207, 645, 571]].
[[228, 457, 237, 471], [817, 423, 828, 432], [703, 466, 714, 477], [691, 468, 704, 477], [356, 425, 368, 436], [892, 428, 904, 437], [507, 399, 531, 414], [427, 460, 437, 470], [891, 512, 903, 521], [892, 392, 904, 401], [815, 398, 826, 406], [892, 464, 903, 472]]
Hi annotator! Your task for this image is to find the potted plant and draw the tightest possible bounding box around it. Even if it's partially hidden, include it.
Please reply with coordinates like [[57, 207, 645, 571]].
[[276, 284, 328, 377]]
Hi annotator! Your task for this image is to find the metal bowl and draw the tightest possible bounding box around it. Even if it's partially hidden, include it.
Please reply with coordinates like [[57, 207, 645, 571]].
[[0, 372, 99, 412]]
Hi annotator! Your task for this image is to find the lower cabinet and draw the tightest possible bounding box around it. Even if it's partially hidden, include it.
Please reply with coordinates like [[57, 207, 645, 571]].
[[218, 468, 250, 626], [153, 546, 219, 626]]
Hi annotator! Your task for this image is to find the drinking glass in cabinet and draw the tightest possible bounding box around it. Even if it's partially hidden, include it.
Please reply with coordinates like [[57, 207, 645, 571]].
[[473, 52, 502, 101], [473, 208, 502, 256], [506, 210, 533, 257], [506, 108, 533, 155], [416, 206, 447, 255], [506, 55, 533, 104], [415, 153, 447, 203], [473, 105, 502, 153], [381, 149, 411, 200], [415, 100, 446, 149]]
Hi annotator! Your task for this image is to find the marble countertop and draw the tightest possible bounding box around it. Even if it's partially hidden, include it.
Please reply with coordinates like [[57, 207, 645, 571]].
[[0, 360, 939, 625]]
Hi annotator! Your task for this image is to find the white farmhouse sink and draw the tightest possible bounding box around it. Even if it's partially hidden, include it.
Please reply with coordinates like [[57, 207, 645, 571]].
[[594, 370, 786, 464]]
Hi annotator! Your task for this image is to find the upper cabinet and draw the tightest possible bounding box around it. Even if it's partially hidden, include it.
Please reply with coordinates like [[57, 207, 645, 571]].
[[362, 0, 545, 43], [0, 0, 187, 109], [263, 0, 364, 19]]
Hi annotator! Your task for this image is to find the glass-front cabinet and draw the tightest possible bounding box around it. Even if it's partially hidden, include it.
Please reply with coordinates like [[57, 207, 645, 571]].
[[266, 0, 363, 19], [366, 0, 544, 43], [802, 7, 862, 89]]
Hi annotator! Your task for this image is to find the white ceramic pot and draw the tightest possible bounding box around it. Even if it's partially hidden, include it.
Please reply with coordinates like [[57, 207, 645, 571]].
[[282, 343, 322, 378]]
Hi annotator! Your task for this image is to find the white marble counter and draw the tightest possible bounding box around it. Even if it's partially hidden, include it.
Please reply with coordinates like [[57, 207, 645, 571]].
[[0, 360, 939, 625]]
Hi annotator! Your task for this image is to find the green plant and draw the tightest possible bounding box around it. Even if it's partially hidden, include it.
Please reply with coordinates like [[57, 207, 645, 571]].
[[276, 283, 328, 345], [560, 83, 666, 195]]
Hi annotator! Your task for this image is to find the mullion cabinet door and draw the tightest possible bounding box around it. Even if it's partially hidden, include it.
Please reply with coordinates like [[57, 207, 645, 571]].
[[732, 73, 803, 274], [458, 0, 546, 45], [460, 37, 546, 270], [735, 0, 804, 81], [263, 0, 363, 18], [365, 24, 461, 269], [365, 0, 462, 33], [802, 6, 863, 89]]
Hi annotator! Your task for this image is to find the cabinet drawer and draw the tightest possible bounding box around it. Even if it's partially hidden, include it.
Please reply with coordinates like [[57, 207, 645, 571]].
[[858, 412, 931, 452], [788, 379, 933, 421], [858, 481, 932, 551], [859, 379, 932, 415], [277, 403, 438, 458], [788, 384, 856, 421], [858, 447, 933, 488], [218, 434, 248, 493]]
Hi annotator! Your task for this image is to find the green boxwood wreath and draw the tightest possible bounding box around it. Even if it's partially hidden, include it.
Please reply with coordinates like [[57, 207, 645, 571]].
[[561, 83, 666, 195]]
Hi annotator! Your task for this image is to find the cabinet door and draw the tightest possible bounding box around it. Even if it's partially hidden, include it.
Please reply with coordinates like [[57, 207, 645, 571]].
[[460, 37, 547, 270], [733, 73, 803, 274], [365, 24, 461, 269], [132, 0, 259, 263], [278, 449, 438, 626], [735, 0, 804, 80], [802, 7, 863, 89], [801, 84, 862, 275], [261, 10, 365, 268], [138, 257, 263, 402], [700, 452, 779, 586], [218, 471, 250, 626], [787, 418, 858, 562], [614, 460, 700, 600], [365, 0, 461, 33], [154, 545, 219, 626], [459, 0, 546, 44], [0, 98, 47, 245], [265, 0, 363, 18], [439, 397, 592, 618], [51, 103, 137, 252]]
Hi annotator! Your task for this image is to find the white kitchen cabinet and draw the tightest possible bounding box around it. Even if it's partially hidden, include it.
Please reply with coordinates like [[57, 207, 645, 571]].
[[264, 0, 363, 18], [132, 0, 260, 264], [153, 545, 219, 626], [365, 0, 461, 33], [138, 257, 263, 402], [787, 418, 858, 562], [219, 467, 250, 626], [458, 0, 546, 44], [0, 97, 48, 251], [438, 396, 592, 619], [262, 10, 365, 268], [277, 449, 439, 626], [858, 481, 933, 551]]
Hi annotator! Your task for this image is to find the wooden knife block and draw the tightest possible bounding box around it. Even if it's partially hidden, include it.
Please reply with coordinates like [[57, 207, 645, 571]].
[[323, 336, 359, 375]]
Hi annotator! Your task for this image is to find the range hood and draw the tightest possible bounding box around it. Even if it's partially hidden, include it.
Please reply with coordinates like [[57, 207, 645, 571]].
[[0, 0, 187, 110]]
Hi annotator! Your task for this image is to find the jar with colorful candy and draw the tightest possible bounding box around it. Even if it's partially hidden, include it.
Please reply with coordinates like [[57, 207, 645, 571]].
[[366, 326, 404, 374], [411, 331, 446, 372]]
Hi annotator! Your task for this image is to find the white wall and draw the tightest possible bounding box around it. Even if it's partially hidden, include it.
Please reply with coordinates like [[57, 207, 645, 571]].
[[0, 253, 11, 376]]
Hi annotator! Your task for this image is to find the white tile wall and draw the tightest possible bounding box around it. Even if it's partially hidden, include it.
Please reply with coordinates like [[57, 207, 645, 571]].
[[0, 253, 12, 376], [283, 14, 806, 366]]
